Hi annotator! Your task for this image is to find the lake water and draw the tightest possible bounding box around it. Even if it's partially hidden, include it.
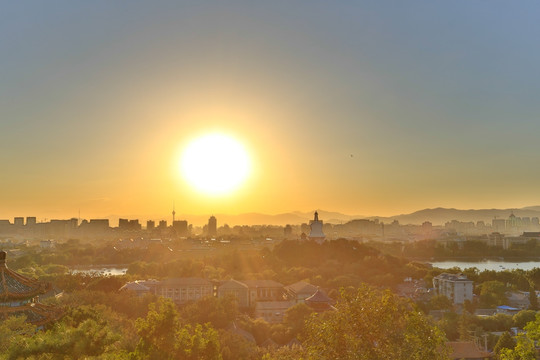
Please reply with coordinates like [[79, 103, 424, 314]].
[[70, 267, 127, 276], [430, 260, 540, 272]]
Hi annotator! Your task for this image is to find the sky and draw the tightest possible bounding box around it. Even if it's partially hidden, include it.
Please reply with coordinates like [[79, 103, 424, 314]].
[[2, 1, 540, 221]]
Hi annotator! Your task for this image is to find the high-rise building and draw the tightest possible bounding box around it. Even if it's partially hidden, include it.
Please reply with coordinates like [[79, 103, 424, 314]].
[[69, 218, 78, 229], [118, 219, 140, 231], [208, 216, 217, 237], [13, 217, 24, 226], [26, 217, 37, 227], [492, 218, 506, 232], [88, 219, 109, 231], [119, 219, 129, 229], [284, 224, 293, 239], [147, 220, 155, 230], [173, 220, 188, 237]]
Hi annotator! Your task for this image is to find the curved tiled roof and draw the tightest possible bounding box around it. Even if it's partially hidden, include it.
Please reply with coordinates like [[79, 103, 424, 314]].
[[0, 302, 63, 327], [0, 251, 51, 301], [305, 288, 332, 304], [285, 281, 317, 296], [305, 287, 335, 312], [219, 279, 249, 290]]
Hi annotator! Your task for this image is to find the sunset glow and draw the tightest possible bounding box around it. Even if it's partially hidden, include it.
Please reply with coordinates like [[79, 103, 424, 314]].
[[180, 133, 250, 196], [2, 1, 540, 220]]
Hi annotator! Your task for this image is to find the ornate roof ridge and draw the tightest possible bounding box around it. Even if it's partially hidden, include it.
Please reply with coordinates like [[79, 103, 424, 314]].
[[0, 252, 51, 301], [0, 302, 63, 327]]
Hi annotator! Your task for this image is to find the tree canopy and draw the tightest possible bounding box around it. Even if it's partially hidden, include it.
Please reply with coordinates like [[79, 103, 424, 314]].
[[303, 284, 450, 360]]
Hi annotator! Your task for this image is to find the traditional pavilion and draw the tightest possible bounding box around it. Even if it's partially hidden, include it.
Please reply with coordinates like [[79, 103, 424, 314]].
[[0, 251, 62, 328]]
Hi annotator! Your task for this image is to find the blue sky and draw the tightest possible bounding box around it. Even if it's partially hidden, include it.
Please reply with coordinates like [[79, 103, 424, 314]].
[[1, 1, 540, 219]]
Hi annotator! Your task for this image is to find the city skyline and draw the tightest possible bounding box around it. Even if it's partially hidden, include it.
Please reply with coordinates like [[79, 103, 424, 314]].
[[3, 2, 540, 219], [4, 204, 540, 228]]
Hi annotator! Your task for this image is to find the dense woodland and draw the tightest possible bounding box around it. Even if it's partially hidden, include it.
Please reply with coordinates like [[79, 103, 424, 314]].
[[5, 239, 540, 358]]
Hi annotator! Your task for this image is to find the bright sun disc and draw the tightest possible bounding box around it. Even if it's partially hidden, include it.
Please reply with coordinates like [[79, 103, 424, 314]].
[[181, 133, 250, 195]]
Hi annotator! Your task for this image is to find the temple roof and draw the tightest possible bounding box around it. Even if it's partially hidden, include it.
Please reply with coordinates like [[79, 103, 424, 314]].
[[0, 303, 63, 327], [305, 288, 335, 311], [305, 287, 333, 304], [219, 279, 249, 290], [0, 251, 51, 301], [242, 279, 284, 288], [158, 277, 212, 287], [284, 281, 318, 297]]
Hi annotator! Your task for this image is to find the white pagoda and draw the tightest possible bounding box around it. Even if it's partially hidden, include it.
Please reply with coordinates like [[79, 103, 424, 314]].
[[308, 211, 326, 243]]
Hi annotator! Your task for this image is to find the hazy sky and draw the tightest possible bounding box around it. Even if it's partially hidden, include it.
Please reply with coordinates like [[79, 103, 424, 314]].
[[2, 1, 540, 220]]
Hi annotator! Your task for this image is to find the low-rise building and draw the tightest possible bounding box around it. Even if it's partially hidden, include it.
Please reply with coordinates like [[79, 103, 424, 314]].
[[506, 291, 530, 309], [284, 281, 318, 303], [39, 240, 55, 249], [255, 300, 296, 323], [242, 280, 284, 305], [496, 305, 520, 315], [432, 273, 473, 305], [155, 278, 213, 304], [447, 341, 493, 359], [217, 279, 250, 308], [119, 280, 158, 297]]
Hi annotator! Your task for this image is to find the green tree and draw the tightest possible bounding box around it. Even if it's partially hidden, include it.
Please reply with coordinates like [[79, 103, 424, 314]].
[[218, 330, 258, 360], [0, 316, 35, 354], [429, 295, 453, 310], [500, 312, 540, 360], [262, 345, 306, 360], [304, 285, 450, 360], [8, 319, 121, 360], [528, 283, 538, 310], [133, 298, 222, 360], [499, 334, 536, 360], [179, 295, 238, 329], [283, 302, 313, 338], [479, 281, 508, 308], [493, 332, 516, 358], [512, 310, 536, 329]]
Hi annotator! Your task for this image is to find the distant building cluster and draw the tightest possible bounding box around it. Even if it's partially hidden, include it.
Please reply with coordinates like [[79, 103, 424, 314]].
[[0, 215, 216, 241], [1, 211, 540, 250], [445, 212, 540, 236]]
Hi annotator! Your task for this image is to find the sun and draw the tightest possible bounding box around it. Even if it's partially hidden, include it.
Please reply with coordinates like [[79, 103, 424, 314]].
[[180, 133, 251, 195]]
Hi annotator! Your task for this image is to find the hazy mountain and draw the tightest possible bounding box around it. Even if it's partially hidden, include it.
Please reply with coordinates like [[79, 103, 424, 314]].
[[369, 207, 540, 226], [106, 206, 540, 227]]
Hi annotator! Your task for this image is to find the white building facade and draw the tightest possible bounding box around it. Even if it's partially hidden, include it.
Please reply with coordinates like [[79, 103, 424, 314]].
[[432, 273, 473, 305]]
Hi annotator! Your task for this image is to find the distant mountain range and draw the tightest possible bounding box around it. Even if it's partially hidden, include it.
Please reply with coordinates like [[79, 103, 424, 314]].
[[109, 206, 540, 227], [211, 207, 540, 227], [367, 207, 540, 226]]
